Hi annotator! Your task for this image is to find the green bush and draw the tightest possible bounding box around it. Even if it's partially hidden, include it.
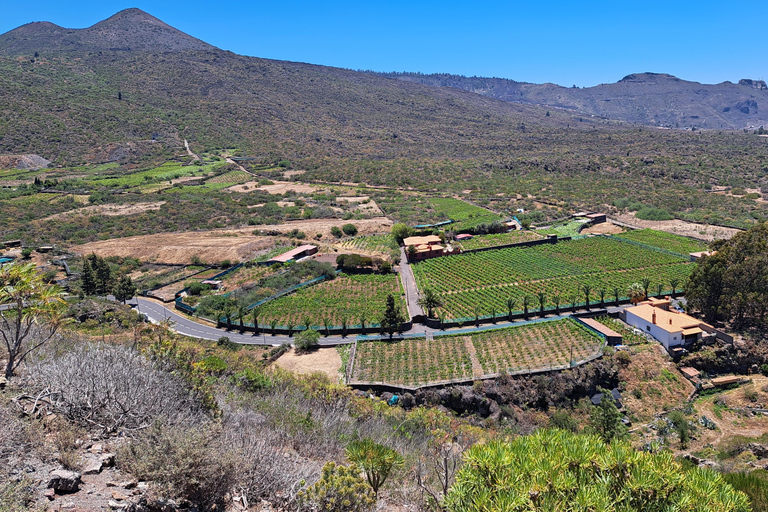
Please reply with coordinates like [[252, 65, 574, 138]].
[[342, 223, 358, 236], [331, 226, 343, 238], [298, 462, 375, 512], [294, 329, 320, 351]]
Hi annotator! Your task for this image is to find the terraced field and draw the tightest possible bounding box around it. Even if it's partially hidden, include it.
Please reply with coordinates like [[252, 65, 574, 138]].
[[256, 273, 406, 330], [613, 229, 709, 255], [351, 318, 603, 387], [457, 230, 544, 250], [412, 236, 694, 319]]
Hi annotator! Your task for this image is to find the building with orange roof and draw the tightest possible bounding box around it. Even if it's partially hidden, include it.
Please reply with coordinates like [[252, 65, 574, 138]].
[[403, 235, 446, 262], [624, 303, 713, 350]]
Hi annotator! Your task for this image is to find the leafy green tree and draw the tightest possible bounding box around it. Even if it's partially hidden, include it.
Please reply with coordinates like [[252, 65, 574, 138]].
[[380, 294, 405, 338], [1, 263, 65, 379], [331, 226, 343, 238], [81, 258, 97, 296], [294, 329, 320, 351], [346, 439, 404, 496], [391, 223, 413, 245], [444, 429, 750, 512], [20, 247, 33, 259], [588, 391, 627, 443], [298, 462, 375, 512], [342, 223, 358, 236], [113, 274, 136, 304], [417, 288, 443, 318]]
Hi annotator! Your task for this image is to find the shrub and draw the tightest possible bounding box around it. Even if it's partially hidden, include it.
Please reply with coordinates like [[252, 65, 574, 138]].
[[216, 336, 241, 351], [614, 350, 632, 367], [295, 329, 320, 351], [342, 223, 358, 236], [186, 281, 210, 296], [20, 247, 33, 259], [298, 462, 375, 512], [32, 344, 203, 434], [118, 422, 236, 511], [331, 226, 343, 238]]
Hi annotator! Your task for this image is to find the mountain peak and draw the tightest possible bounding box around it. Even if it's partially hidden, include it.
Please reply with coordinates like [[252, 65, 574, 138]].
[[0, 8, 216, 55], [618, 72, 680, 83]]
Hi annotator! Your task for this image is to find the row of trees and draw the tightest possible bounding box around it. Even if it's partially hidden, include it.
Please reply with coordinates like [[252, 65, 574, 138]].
[[686, 223, 768, 327], [417, 278, 681, 321], [80, 253, 137, 303]]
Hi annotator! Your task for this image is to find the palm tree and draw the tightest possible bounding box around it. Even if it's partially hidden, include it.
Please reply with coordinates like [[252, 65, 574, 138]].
[[641, 277, 651, 299], [598, 288, 606, 308], [237, 305, 247, 331], [581, 284, 592, 310], [302, 315, 312, 332], [270, 318, 278, 336], [612, 286, 620, 307], [437, 310, 447, 330], [473, 305, 481, 327], [570, 294, 580, 311], [523, 296, 531, 320], [341, 316, 348, 337], [417, 288, 443, 318], [670, 278, 680, 296], [322, 317, 331, 337], [359, 313, 367, 335], [553, 294, 561, 316], [656, 283, 664, 297], [506, 296, 517, 321], [223, 306, 233, 330], [628, 282, 646, 305], [490, 306, 497, 323], [537, 291, 547, 317], [286, 321, 295, 337], [251, 307, 260, 335]]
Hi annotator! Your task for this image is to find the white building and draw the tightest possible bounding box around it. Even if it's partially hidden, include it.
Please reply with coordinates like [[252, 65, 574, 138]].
[[624, 302, 711, 350]]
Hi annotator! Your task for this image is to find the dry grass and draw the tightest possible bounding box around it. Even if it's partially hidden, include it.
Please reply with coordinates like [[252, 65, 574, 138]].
[[274, 348, 343, 382]]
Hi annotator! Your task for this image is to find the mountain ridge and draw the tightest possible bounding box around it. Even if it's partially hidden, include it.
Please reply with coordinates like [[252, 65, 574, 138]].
[[371, 71, 768, 130], [0, 8, 216, 54]]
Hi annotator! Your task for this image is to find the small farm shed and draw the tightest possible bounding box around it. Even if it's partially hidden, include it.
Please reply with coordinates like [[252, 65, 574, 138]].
[[267, 245, 318, 265]]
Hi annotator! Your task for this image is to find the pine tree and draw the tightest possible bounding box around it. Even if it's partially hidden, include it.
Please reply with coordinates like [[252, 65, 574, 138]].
[[113, 274, 137, 304], [81, 258, 97, 296], [94, 256, 112, 295], [380, 294, 405, 338]]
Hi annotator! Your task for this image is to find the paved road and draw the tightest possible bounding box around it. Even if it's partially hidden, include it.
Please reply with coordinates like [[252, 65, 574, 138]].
[[135, 297, 353, 346], [133, 297, 619, 347], [398, 247, 424, 318]]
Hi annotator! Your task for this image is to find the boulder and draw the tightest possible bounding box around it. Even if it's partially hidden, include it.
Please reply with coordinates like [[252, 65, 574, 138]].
[[48, 469, 82, 493], [82, 459, 103, 475]]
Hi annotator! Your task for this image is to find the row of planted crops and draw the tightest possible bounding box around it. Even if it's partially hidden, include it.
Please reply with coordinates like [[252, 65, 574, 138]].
[[351, 318, 603, 387], [253, 273, 407, 330], [412, 235, 696, 320]]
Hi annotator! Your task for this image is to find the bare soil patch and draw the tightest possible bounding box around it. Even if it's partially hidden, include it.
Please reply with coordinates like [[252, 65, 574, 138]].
[[337, 196, 384, 215], [226, 180, 319, 194], [283, 170, 306, 178], [73, 231, 274, 265], [613, 212, 739, 242], [250, 217, 393, 239], [581, 221, 625, 235], [274, 347, 343, 382], [40, 201, 167, 221]]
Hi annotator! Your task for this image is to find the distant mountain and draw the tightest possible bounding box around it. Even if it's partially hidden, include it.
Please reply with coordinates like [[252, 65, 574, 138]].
[[373, 71, 768, 130], [0, 8, 216, 54]]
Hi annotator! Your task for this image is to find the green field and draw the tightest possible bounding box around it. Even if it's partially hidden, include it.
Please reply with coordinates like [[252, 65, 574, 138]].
[[256, 273, 406, 330], [341, 234, 398, 253], [614, 229, 709, 255], [457, 230, 544, 250], [351, 318, 603, 386], [412, 236, 693, 319], [429, 197, 503, 231]]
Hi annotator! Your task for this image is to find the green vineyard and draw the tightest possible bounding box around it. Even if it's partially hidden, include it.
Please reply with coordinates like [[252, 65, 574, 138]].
[[412, 236, 693, 319]]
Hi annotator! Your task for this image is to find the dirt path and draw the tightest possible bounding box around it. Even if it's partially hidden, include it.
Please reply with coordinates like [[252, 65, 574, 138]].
[[464, 337, 484, 378], [184, 139, 200, 161]]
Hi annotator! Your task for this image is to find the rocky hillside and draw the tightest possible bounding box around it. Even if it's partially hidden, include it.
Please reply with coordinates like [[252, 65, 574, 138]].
[[375, 71, 768, 130], [0, 8, 216, 54]]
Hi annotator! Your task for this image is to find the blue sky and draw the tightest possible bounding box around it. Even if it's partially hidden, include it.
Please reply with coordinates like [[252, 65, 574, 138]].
[[1, 1, 765, 87]]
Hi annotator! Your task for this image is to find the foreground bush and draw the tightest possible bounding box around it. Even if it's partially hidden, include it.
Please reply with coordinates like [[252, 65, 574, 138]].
[[32, 344, 203, 434], [444, 429, 750, 512], [298, 462, 375, 512]]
